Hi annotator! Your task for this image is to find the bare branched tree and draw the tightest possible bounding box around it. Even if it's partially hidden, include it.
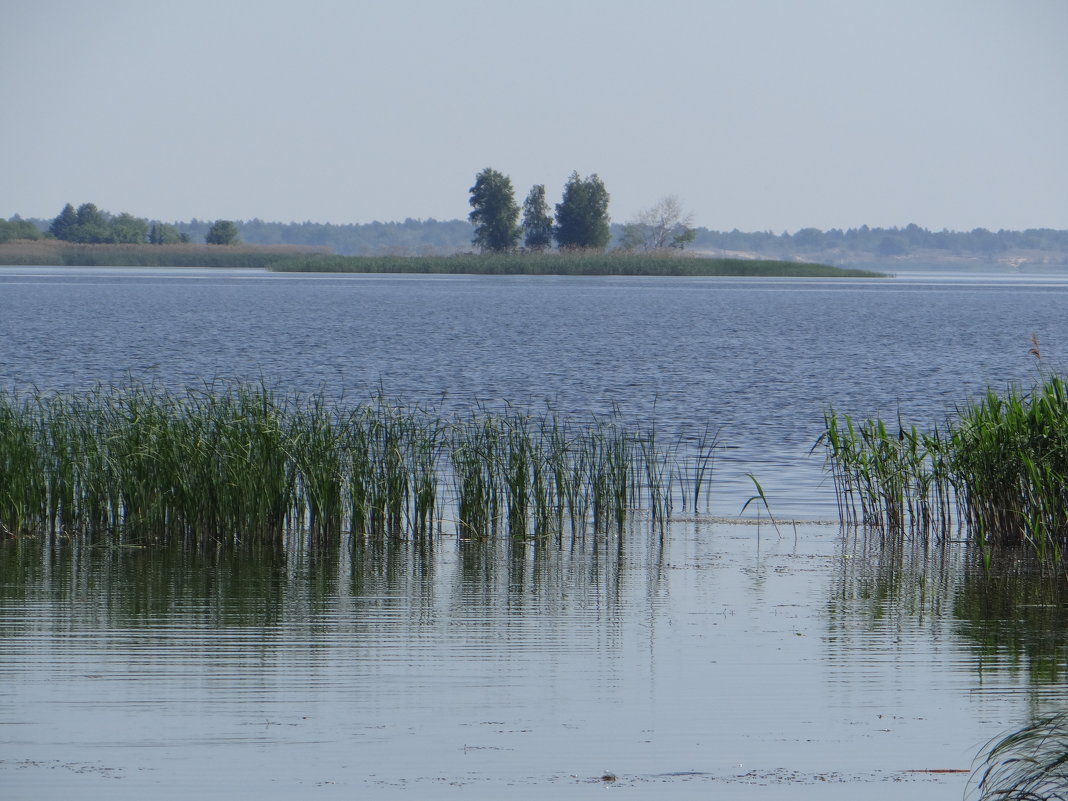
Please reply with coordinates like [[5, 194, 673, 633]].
[[619, 195, 696, 251]]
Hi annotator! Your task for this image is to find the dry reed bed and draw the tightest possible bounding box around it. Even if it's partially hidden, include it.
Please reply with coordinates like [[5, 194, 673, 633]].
[[819, 374, 1068, 560], [0, 239, 326, 268], [0, 383, 715, 549]]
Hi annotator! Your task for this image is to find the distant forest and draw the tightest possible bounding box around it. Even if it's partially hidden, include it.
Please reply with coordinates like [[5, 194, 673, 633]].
[[693, 224, 1068, 258], [199, 219, 1068, 268], [5, 213, 1068, 267], [117, 219, 1068, 266], [188, 219, 1068, 262]]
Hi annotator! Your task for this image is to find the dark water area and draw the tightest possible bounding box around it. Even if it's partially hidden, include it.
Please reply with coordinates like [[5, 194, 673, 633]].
[[1, 267, 1068, 799], [0, 267, 1065, 519]]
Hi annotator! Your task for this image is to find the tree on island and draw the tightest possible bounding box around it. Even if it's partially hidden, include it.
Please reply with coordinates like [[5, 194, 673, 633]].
[[554, 172, 610, 250], [619, 195, 696, 251], [47, 202, 178, 245], [0, 216, 44, 243], [468, 168, 521, 253], [49, 203, 78, 240], [149, 222, 189, 244], [521, 185, 554, 251], [72, 203, 112, 243], [48, 202, 126, 243], [206, 220, 240, 245], [110, 212, 149, 244]]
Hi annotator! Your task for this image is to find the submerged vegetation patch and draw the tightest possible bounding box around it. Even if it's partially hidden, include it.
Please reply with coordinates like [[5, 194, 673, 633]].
[[0, 383, 716, 550], [819, 373, 1068, 563], [265, 251, 884, 278]]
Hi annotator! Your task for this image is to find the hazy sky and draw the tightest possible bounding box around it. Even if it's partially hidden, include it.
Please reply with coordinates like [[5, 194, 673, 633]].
[[4, 0, 1066, 232]]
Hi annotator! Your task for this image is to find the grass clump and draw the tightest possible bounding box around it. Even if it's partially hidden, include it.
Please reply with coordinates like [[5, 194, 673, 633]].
[[819, 374, 1068, 560], [0, 382, 716, 550], [971, 711, 1068, 800]]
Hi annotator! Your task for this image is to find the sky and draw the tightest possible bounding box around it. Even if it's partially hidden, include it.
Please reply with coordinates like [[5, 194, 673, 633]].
[[3, 0, 1066, 232]]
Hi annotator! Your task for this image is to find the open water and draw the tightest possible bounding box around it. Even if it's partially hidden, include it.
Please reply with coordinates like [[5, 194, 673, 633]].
[[1, 267, 1066, 517], [1, 267, 1067, 799]]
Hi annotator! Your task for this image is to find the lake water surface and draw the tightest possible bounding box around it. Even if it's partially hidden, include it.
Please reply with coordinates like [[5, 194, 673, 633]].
[[1, 267, 1067, 799], [1, 267, 1066, 518]]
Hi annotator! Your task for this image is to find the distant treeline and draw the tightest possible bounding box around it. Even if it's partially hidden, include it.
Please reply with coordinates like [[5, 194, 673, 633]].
[[692, 224, 1068, 258], [222, 219, 1068, 259], [212, 217, 473, 255], [45, 203, 193, 245], [169, 220, 1068, 260], [0, 217, 44, 243], [3, 213, 472, 255], [2, 204, 242, 248], [7, 213, 1068, 260]]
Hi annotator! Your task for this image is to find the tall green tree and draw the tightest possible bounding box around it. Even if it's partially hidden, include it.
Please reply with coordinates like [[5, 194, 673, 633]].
[[206, 220, 240, 245], [49, 203, 78, 240], [0, 216, 43, 243], [71, 203, 112, 243], [554, 172, 610, 250], [149, 222, 188, 244], [110, 212, 149, 244], [468, 167, 521, 253], [75, 202, 107, 227], [521, 185, 554, 251]]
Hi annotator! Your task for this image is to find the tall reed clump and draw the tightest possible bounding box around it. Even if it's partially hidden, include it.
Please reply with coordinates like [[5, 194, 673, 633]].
[[0, 383, 716, 549], [445, 411, 687, 542], [950, 377, 1068, 556], [817, 412, 955, 539], [819, 374, 1068, 559]]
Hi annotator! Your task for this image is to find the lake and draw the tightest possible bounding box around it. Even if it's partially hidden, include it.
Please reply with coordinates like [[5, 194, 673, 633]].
[[1, 267, 1066, 518], [1, 267, 1067, 799]]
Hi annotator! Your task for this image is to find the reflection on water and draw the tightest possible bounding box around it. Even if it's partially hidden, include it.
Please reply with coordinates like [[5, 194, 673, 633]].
[[954, 560, 1068, 688], [0, 538, 634, 631], [828, 533, 1068, 704], [2, 523, 1066, 800], [829, 535, 965, 630]]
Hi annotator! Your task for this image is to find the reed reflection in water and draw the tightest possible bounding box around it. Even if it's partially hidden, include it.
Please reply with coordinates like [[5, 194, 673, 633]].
[[2, 522, 1067, 799], [828, 530, 1068, 705]]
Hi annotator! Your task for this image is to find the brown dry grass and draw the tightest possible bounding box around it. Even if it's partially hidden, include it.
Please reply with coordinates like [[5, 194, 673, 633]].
[[0, 240, 327, 268]]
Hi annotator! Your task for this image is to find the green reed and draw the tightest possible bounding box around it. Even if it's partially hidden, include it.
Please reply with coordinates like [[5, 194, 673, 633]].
[[819, 375, 1068, 560], [0, 382, 716, 549], [971, 711, 1068, 800], [266, 251, 883, 278]]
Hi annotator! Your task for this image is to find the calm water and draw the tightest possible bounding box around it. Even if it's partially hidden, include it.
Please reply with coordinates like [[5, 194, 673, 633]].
[[3, 523, 1067, 799], [1, 267, 1067, 799], [0, 267, 1066, 518]]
